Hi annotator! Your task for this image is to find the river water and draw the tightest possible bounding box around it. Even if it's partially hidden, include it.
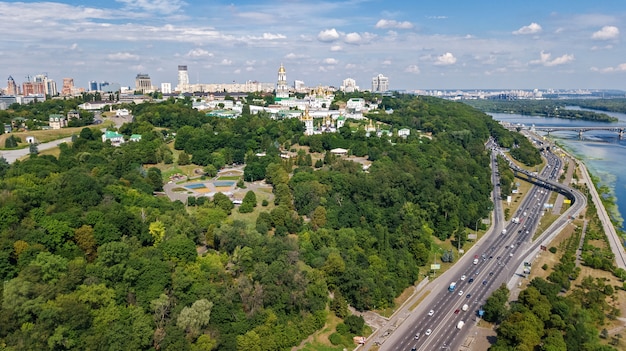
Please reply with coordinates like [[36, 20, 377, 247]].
[[489, 109, 626, 232]]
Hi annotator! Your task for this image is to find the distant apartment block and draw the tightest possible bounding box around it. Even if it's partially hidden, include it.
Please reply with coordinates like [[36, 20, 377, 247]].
[[6, 76, 18, 95], [371, 74, 389, 92], [22, 81, 46, 96], [61, 78, 74, 95]]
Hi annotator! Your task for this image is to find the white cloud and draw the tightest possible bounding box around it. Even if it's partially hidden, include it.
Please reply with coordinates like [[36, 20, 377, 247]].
[[529, 51, 574, 66], [221, 59, 232, 65], [345, 63, 356, 69], [115, 0, 185, 15], [69, 43, 78, 50], [248, 33, 286, 40], [426, 16, 448, 20], [435, 52, 457, 65], [318, 28, 340, 42], [186, 48, 213, 58], [330, 45, 343, 52], [344, 32, 362, 44], [375, 19, 414, 29], [513, 22, 542, 35], [323, 58, 339, 65], [245, 60, 256, 65], [591, 26, 619, 40], [285, 52, 306, 59], [591, 63, 626, 73], [382, 59, 392, 65], [405, 65, 420, 74], [107, 52, 139, 60]]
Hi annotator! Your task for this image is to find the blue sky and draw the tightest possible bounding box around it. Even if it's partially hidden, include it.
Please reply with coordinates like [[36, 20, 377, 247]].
[[2, 0, 626, 91]]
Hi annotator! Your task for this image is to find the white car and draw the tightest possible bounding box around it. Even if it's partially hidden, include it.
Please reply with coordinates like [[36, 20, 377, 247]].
[[458, 290, 464, 296], [425, 329, 432, 336], [460, 275, 466, 281], [428, 309, 435, 316]]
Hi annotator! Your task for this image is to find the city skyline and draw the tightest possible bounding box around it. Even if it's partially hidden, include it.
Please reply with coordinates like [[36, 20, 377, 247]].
[[2, 0, 626, 91]]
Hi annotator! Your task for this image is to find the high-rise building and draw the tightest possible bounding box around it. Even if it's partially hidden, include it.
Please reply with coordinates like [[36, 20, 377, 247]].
[[89, 81, 98, 91], [371, 74, 389, 93], [22, 81, 46, 96], [276, 63, 289, 98], [61, 78, 74, 95], [32, 74, 57, 96], [177, 65, 189, 92], [45, 79, 58, 96], [135, 74, 152, 93], [341, 78, 359, 93], [7, 76, 17, 95]]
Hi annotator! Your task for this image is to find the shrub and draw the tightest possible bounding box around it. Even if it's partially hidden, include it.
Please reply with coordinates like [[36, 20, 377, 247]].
[[542, 264, 548, 270], [261, 199, 269, 206], [549, 246, 557, 254], [329, 332, 343, 345]]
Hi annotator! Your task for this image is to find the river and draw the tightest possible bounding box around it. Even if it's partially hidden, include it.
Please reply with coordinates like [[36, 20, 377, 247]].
[[489, 109, 626, 232]]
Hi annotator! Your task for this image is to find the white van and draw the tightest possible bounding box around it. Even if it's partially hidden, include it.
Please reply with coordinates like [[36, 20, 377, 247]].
[[457, 321, 465, 329]]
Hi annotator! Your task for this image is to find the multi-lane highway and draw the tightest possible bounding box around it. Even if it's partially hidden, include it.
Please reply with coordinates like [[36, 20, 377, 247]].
[[381, 145, 586, 351]]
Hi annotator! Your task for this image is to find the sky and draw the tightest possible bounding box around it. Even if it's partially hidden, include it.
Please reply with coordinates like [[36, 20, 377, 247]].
[[2, 0, 626, 91]]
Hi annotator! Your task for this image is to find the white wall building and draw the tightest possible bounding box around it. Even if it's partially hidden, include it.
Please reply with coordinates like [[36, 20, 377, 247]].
[[176, 65, 189, 92], [340, 78, 359, 93], [161, 83, 172, 94], [372, 74, 389, 92]]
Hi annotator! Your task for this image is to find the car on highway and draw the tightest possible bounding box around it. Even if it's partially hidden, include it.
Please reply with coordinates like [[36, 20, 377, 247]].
[[458, 290, 464, 296], [466, 293, 471, 298], [468, 278, 474, 283], [425, 329, 432, 336], [483, 280, 488, 285], [460, 274, 466, 281], [454, 309, 460, 314], [489, 271, 494, 276], [414, 332, 420, 340], [428, 309, 434, 316]]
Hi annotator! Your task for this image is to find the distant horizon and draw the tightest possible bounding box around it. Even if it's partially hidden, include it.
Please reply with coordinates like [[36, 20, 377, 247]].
[[2, 1, 626, 91]]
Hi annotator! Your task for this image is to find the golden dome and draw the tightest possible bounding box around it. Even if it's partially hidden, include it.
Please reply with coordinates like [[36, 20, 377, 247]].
[[278, 63, 286, 73]]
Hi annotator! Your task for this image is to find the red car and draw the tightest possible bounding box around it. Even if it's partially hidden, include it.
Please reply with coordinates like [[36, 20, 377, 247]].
[[454, 309, 460, 314]]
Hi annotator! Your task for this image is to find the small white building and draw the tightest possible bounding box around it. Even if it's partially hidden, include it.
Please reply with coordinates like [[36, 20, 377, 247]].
[[398, 128, 411, 138], [115, 108, 130, 117], [102, 130, 125, 145]]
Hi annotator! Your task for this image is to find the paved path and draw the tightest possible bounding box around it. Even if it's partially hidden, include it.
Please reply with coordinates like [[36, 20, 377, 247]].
[[576, 159, 626, 270], [1, 137, 73, 163]]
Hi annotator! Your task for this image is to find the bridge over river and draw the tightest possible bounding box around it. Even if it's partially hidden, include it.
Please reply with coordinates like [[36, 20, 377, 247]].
[[530, 125, 626, 139]]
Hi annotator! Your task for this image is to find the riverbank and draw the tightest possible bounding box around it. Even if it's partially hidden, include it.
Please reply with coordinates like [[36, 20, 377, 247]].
[[544, 139, 626, 269]]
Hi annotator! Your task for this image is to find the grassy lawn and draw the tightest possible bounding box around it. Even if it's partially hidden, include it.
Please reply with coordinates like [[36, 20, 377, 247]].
[[217, 176, 241, 181], [0, 125, 104, 150]]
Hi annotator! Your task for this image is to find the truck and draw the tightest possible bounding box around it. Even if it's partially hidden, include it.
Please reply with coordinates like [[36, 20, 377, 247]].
[[448, 282, 457, 292], [456, 321, 465, 329], [462, 304, 469, 312]]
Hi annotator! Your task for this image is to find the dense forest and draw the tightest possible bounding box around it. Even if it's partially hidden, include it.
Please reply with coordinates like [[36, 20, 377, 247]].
[[464, 99, 618, 122], [0, 94, 528, 350]]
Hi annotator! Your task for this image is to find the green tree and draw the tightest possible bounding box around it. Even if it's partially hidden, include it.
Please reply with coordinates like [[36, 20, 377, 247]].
[[177, 299, 213, 338], [203, 164, 217, 177], [179, 152, 191, 165]]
